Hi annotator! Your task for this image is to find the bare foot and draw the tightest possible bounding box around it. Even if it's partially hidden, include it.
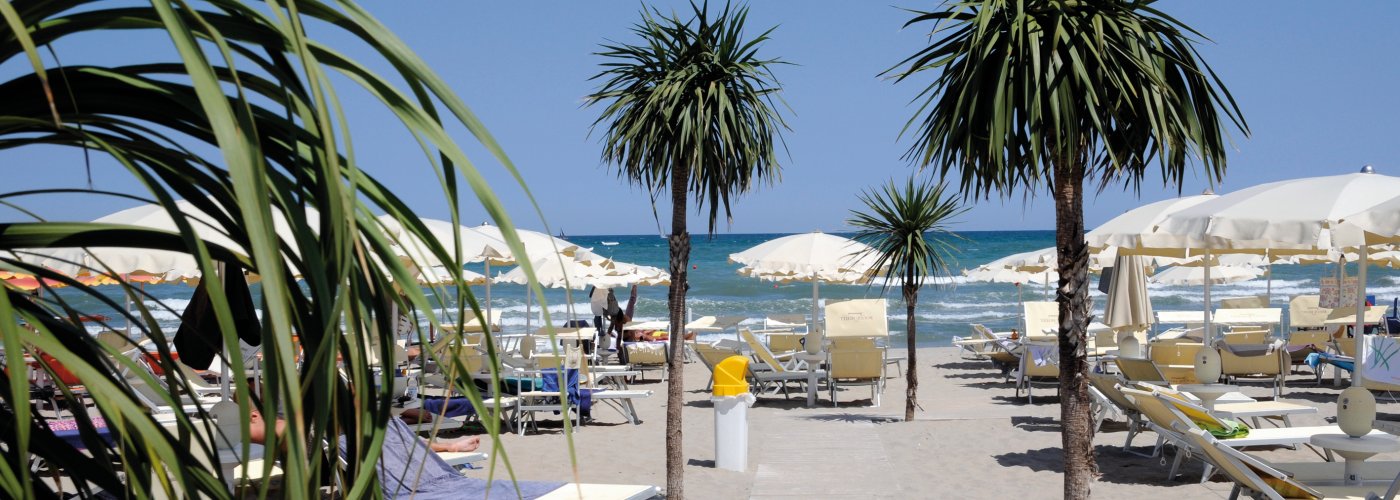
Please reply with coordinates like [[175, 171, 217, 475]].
[[432, 435, 481, 453]]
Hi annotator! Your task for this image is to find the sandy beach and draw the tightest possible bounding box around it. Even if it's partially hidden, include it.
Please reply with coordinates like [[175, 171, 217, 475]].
[[462, 346, 1400, 499]]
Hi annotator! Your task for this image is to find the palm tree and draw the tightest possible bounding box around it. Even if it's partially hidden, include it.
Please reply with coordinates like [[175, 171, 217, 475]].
[[888, 1, 1247, 497], [587, 2, 787, 496], [0, 1, 548, 497], [848, 176, 964, 422]]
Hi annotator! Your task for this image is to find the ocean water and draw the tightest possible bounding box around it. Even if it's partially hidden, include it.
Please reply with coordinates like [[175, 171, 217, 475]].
[[43, 230, 1400, 347]]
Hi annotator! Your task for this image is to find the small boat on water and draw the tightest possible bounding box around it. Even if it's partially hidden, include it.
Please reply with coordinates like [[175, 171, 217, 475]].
[[602, 241, 619, 246]]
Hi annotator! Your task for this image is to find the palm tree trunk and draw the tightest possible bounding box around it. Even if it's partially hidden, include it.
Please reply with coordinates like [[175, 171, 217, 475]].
[[903, 276, 918, 421], [665, 163, 690, 499], [1054, 160, 1097, 499]]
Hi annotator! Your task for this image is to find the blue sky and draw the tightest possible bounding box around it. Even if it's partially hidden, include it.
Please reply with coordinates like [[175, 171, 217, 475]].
[[4, 1, 1398, 235]]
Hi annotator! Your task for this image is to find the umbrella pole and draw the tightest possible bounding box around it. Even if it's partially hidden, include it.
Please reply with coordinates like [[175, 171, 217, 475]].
[[484, 261, 491, 333], [1203, 247, 1213, 344], [812, 280, 820, 334], [1354, 245, 1369, 387], [525, 287, 532, 334], [1265, 250, 1273, 304]]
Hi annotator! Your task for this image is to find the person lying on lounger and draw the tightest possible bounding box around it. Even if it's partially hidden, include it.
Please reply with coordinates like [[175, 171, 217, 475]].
[[246, 406, 481, 453]]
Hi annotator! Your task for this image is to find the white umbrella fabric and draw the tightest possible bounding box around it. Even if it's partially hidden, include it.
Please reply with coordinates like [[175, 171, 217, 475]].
[[469, 223, 600, 329], [1148, 265, 1263, 286], [495, 257, 668, 332], [729, 232, 881, 337], [1149, 169, 1400, 386], [1086, 194, 1217, 252], [1104, 255, 1153, 350]]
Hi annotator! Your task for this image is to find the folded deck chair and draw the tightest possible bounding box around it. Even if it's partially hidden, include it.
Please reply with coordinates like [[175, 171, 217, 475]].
[[1183, 427, 1394, 500]]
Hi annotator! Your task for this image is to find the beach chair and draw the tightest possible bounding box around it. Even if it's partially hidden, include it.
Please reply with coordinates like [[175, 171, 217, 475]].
[[1126, 387, 1379, 481], [1148, 340, 1205, 384], [515, 367, 582, 435], [1022, 301, 1059, 337], [1182, 428, 1394, 500], [1217, 341, 1290, 398], [764, 314, 808, 332], [827, 345, 883, 407], [577, 351, 651, 425], [623, 341, 669, 381], [740, 329, 819, 399], [766, 332, 805, 354], [824, 298, 903, 376], [952, 324, 1012, 360], [1220, 295, 1270, 309], [1287, 330, 1333, 373], [693, 342, 742, 391], [1086, 373, 1150, 454], [1114, 357, 1172, 386], [1015, 341, 1059, 403]]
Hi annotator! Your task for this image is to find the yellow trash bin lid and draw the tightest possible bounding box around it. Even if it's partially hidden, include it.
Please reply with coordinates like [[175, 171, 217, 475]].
[[712, 355, 750, 397]]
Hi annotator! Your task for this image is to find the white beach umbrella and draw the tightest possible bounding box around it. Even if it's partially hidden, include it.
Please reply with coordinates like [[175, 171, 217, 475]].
[[1086, 194, 1217, 252], [376, 215, 508, 268], [467, 223, 602, 328], [1148, 265, 1263, 286], [1153, 172, 1400, 251], [730, 232, 881, 339], [28, 200, 251, 281], [1150, 168, 1400, 385], [495, 256, 668, 331]]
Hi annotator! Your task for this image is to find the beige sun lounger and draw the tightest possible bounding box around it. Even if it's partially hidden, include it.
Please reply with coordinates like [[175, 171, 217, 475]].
[[1183, 428, 1394, 500], [741, 329, 821, 399], [1125, 387, 1381, 481], [536, 483, 660, 500]]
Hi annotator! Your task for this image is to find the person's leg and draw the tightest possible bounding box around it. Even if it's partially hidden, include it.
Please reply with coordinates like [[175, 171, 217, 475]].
[[428, 435, 480, 453]]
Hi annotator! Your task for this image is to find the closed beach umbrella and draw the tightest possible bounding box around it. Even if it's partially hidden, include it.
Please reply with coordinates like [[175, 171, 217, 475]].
[[730, 232, 881, 342], [1103, 254, 1153, 345]]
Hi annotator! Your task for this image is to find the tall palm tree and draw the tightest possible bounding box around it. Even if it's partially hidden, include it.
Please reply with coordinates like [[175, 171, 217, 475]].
[[888, 1, 1247, 497], [587, 2, 786, 496], [0, 1, 549, 497], [848, 176, 964, 422]]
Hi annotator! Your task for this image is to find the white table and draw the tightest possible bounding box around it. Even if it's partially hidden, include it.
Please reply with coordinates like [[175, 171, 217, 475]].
[[1175, 384, 1240, 411], [1310, 433, 1400, 486], [796, 352, 826, 408]]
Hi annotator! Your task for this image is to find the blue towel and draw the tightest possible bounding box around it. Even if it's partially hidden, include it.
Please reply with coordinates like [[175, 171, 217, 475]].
[[421, 396, 478, 419], [1306, 352, 1354, 373]]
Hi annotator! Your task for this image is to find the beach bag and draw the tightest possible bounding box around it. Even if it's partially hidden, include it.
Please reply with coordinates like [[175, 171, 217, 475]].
[[1319, 261, 1358, 309]]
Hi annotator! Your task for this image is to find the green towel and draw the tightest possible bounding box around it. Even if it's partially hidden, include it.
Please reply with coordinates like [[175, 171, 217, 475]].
[[1198, 418, 1250, 439]]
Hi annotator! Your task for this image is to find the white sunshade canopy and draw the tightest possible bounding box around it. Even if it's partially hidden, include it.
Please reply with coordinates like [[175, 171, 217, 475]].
[[494, 257, 667, 290], [1148, 265, 1263, 286], [1086, 194, 1217, 251], [1151, 172, 1400, 251], [470, 223, 600, 265], [1103, 254, 1153, 330], [376, 215, 509, 267], [23, 199, 313, 282], [729, 231, 881, 280]]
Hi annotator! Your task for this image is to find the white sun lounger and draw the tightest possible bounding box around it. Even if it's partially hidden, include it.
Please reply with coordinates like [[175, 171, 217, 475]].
[[536, 483, 659, 499]]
